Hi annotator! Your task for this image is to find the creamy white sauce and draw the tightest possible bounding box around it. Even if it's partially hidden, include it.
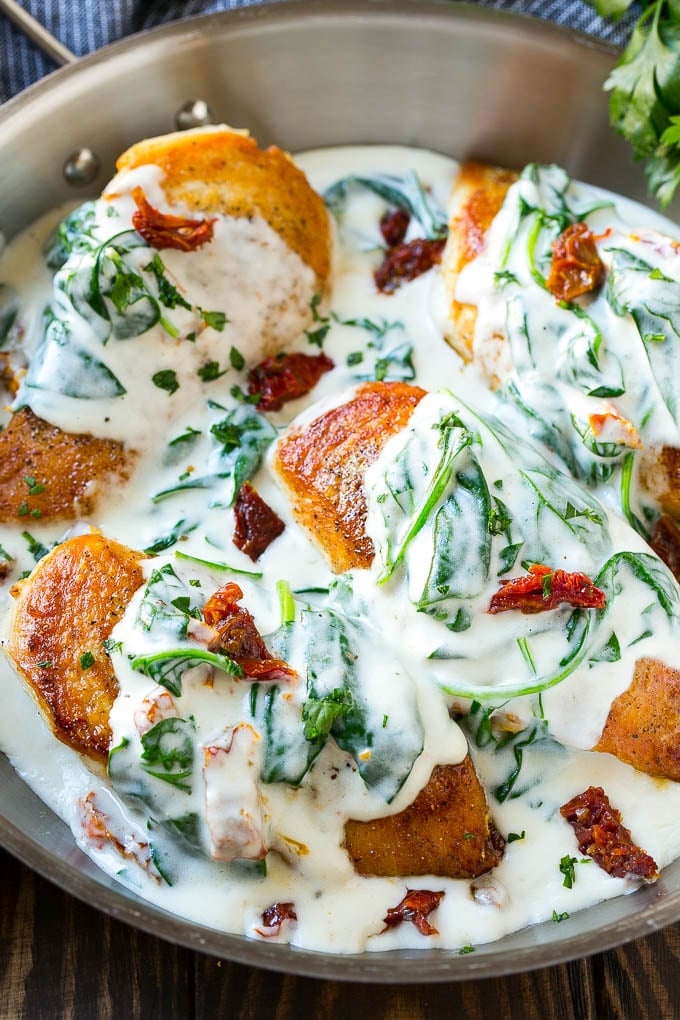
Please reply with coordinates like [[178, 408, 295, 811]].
[[0, 142, 679, 955]]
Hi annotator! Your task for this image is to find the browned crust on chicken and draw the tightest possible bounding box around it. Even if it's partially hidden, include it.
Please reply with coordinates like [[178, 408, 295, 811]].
[[113, 126, 331, 289], [0, 406, 131, 522], [650, 514, 680, 583], [273, 381, 425, 573], [344, 757, 505, 879], [441, 161, 518, 361], [594, 657, 680, 781], [640, 446, 680, 522], [7, 533, 145, 762]]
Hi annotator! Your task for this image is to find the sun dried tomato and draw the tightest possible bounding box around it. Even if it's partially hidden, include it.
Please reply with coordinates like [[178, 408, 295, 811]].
[[232, 482, 285, 561], [650, 515, 680, 583], [255, 902, 297, 937], [488, 563, 606, 615], [247, 351, 334, 412], [382, 888, 445, 936], [560, 786, 658, 881], [203, 579, 295, 682], [131, 187, 215, 251], [380, 208, 410, 247], [546, 222, 605, 301], [374, 238, 446, 294]]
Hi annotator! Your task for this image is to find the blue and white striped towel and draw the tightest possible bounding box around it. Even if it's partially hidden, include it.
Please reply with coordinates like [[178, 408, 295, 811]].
[[0, 0, 638, 105]]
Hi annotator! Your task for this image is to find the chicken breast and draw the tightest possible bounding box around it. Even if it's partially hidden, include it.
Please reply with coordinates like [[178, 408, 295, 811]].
[[273, 381, 426, 572], [0, 406, 131, 523], [111, 125, 331, 290], [441, 161, 518, 362], [7, 533, 145, 761], [344, 757, 505, 879], [594, 657, 680, 781]]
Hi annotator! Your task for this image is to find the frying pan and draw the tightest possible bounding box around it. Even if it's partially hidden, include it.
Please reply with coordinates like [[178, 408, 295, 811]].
[[0, 0, 678, 982]]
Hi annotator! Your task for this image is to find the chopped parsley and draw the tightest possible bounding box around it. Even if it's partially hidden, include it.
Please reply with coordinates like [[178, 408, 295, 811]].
[[22, 531, 50, 562], [506, 831, 526, 843], [102, 638, 123, 655], [197, 361, 228, 382], [200, 309, 228, 332], [229, 346, 245, 370], [24, 476, 45, 496], [152, 369, 179, 395], [80, 651, 95, 670], [552, 910, 570, 923]]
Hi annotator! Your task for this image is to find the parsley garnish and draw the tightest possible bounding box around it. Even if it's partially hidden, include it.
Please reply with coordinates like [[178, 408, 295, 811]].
[[152, 369, 179, 395], [24, 476, 45, 496], [201, 309, 228, 332], [229, 346, 245, 370], [80, 651, 95, 670], [552, 910, 570, 923], [102, 638, 123, 655], [559, 854, 578, 889], [507, 830, 526, 843], [305, 294, 331, 347], [598, 0, 680, 205], [459, 944, 476, 955], [230, 384, 260, 404], [145, 254, 192, 311], [22, 531, 49, 562], [197, 361, 227, 382], [302, 688, 354, 743]]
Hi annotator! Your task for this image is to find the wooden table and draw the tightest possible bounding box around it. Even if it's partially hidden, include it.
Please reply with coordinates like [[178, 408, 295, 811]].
[[1, 847, 679, 1019]]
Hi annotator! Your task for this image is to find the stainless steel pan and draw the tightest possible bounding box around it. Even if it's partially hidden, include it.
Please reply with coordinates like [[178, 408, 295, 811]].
[[0, 0, 678, 982]]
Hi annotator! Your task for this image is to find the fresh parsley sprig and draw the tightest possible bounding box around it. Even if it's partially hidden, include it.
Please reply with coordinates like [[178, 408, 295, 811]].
[[593, 0, 680, 204]]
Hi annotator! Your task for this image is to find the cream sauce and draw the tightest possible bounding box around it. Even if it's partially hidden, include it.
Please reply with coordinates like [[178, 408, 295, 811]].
[[0, 143, 679, 955]]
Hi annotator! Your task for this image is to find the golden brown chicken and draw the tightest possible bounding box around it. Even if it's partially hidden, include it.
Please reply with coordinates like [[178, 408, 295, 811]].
[[0, 407, 131, 522], [440, 161, 517, 362], [7, 533, 145, 761], [594, 658, 680, 781], [273, 381, 425, 572], [111, 125, 331, 290], [344, 757, 505, 879]]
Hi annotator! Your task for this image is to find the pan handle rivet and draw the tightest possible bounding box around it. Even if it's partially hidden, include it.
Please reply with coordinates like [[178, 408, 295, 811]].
[[63, 148, 100, 187], [175, 99, 214, 131]]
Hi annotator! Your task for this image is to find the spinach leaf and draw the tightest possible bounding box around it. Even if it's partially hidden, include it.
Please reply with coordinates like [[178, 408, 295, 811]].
[[324, 170, 448, 240], [375, 410, 474, 584], [607, 245, 680, 425], [25, 310, 126, 399], [595, 550, 680, 618], [140, 716, 195, 792], [132, 647, 243, 696], [143, 519, 197, 555], [136, 562, 204, 636], [44, 201, 98, 269], [262, 607, 424, 802], [418, 452, 492, 607], [152, 405, 276, 505], [0, 284, 19, 348]]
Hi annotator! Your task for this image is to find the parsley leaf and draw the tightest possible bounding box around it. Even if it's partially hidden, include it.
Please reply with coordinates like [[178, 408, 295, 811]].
[[201, 309, 228, 332], [301, 687, 354, 743], [599, 0, 680, 205], [152, 369, 179, 395], [197, 361, 227, 382]]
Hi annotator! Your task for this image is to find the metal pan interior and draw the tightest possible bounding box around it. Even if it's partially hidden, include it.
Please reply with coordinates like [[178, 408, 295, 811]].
[[0, 0, 678, 982]]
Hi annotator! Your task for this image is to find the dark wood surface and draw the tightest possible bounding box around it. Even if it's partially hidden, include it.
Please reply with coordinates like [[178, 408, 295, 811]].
[[1, 848, 680, 1019]]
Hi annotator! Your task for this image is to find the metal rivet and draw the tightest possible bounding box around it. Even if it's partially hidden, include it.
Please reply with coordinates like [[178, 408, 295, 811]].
[[63, 148, 100, 187], [175, 99, 214, 131]]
